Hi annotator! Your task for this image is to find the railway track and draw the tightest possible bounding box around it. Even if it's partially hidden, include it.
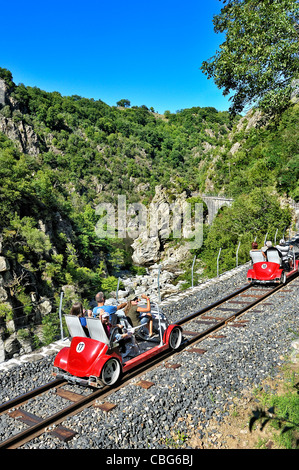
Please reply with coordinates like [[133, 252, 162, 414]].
[[0, 275, 298, 449]]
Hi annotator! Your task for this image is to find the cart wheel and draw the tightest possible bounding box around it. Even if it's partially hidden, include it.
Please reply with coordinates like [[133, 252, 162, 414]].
[[280, 271, 286, 284], [101, 358, 121, 385], [168, 326, 182, 350]]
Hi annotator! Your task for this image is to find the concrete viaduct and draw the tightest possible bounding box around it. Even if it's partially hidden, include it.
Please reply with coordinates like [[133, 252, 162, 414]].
[[201, 196, 299, 231], [201, 195, 234, 225]]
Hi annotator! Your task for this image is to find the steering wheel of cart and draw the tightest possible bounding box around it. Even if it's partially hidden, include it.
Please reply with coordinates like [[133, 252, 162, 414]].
[[109, 327, 121, 348]]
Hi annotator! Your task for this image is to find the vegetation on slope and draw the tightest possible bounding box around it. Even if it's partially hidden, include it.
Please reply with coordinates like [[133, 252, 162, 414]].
[[0, 65, 297, 342]]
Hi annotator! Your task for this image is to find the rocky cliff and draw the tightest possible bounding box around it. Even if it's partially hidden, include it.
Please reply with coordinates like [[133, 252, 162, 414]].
[[0, 79, 42, 155], [0, 238, 53, 361], [130, 185, 193, 268]]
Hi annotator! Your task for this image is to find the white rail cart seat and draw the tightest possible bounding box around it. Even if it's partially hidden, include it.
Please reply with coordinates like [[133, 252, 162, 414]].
[[249, 250, 265, 264], [65, 315, 87, 338], [266, 248, 282, 266], [86, 317, 121, 350], [86, 317, 110, 344]]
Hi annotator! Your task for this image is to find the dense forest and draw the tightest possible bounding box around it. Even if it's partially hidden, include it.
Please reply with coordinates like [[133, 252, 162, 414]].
[[0, 65, 298, 347]]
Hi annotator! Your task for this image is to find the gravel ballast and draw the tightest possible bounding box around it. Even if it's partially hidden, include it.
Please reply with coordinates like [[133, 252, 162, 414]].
[[0, 264, 298, 449]]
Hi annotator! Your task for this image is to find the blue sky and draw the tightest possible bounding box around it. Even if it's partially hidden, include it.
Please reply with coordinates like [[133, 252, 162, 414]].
[[1, 0, 230, 114]]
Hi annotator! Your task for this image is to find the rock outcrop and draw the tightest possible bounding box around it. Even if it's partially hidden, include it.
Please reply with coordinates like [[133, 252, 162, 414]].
[[130, 185, 194, 270], [0, 78, 43, 155]]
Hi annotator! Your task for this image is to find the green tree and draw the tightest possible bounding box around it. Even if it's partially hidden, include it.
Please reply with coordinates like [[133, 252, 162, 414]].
[[201, 0, 299, 116], [0, 67, 15, 92], [116, 99, 131, 108]]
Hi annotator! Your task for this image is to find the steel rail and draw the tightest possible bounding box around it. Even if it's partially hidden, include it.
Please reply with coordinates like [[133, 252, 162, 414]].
[[176, 283, 251, 325], [0, 350, 180, 449], [176, 282, 284, 346], [0, 379, 66, 416], [1, 276, 297, 449], [177, 282, 283, 327]]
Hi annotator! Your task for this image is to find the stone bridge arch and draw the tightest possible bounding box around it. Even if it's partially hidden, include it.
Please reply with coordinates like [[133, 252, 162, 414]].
[[201, 195, 234, 225]]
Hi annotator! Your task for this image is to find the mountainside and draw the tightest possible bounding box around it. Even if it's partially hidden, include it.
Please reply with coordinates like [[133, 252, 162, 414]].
[[0, 67, 298, 357]]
